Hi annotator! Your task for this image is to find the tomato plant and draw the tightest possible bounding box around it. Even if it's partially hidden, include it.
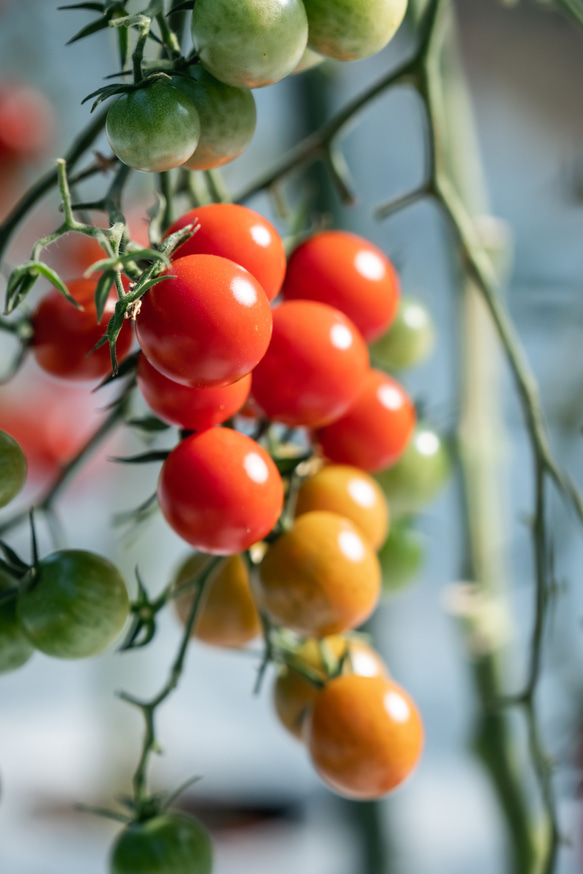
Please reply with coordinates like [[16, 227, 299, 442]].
[[0, 568, 34, 675], [110, 813, 213, 874], [378, 519, 425, 593], [0, 429, 27, 508], [370, 295, 435, 371], [302, 0, 408, 61]]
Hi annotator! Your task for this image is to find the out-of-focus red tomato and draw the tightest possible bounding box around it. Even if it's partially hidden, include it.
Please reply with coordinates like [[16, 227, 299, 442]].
[[0, 83, 53, 162]]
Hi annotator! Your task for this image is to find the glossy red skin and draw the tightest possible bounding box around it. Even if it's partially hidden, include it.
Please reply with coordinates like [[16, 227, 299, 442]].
[[251, 300, 369, 428], [158, 428, 284, 554], [137, 353, 251, 431], [0, 84, 53, 161], [31, 279, 132, 382], [315, 369, 416, 472], [136, 255, 272, 388], [164, 205, 286, 302], [282, 231, 400, 342]]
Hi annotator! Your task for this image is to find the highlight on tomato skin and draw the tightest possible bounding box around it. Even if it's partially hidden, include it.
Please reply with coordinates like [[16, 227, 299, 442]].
[[136, 254, 273, 389], [164, 203, 286, 302], [305, 673, 424, 800], [282, 230, 400, 342], [137, 353, 252, 432], [158, 428, 284, 555], [251, 300, 370, 429], [315, 369, 416, 473]]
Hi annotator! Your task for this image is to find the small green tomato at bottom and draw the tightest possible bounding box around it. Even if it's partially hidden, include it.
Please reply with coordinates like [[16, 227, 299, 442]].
[[106, 80, 201, 173], [378, 521, 425, 594], [0, 569, 34, 675], [17, 550, 129, 659], [110, 813, 213, 874], [0, 430, 27, 508], [173, 68, 257, 171], [370, 296, 435, 372]]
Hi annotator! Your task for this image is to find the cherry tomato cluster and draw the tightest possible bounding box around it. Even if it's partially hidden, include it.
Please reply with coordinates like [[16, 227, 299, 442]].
[[105, 0, 408, 174]]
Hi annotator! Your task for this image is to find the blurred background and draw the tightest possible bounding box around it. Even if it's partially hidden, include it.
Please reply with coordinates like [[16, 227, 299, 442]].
[[1, 0, 583, 872]]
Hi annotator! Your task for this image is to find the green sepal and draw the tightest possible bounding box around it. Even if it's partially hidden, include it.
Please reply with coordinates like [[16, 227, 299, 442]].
[[66, 15, 110, 45], [94, 269, 116, 323]]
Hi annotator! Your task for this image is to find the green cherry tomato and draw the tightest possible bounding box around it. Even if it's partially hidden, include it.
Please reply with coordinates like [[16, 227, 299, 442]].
[[191, 0, 309, 89], [0, 430, 27, 508], [17, 550, 129, 659], [375, 425, 451, 519], [110, 813, 213, 874], [303, 0, 408, 61], [106, 80, 201, 173], [378, 520, 425, 594], [0, 569, 34, 675], [370, 296, 435, 372], [173, 68, 257, 170]]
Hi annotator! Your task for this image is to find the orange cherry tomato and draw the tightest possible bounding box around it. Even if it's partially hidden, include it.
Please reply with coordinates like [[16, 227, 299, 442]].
[[137, 353, 251, 431], [295, 464, 389, 549], [258, 511, 381, 637], [251, 300, 369, 428], [282, 230, 400, 342], [173, 553, 261, 648], [31, 278, 133, 382], [316, 369, 416, 473], [164, 204, 286, 301], [274, 635, 388, 740], [306, 674, 423, 799]]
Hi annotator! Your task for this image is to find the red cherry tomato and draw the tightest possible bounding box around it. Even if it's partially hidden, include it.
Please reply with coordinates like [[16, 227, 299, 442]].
[[282, 231, 400, 342], [31, 279, 133, 382], [137, 353, 251, 431], [315, 369, 416, 472], [136, 255, 272, 388], [158, 428, 284, 554], [0, 83, 53, 162], [251, 300, 369, 428], [164, 204, 286, 301]]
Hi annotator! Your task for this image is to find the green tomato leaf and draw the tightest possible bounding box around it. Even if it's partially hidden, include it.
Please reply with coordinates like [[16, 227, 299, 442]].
[[59, 3, 105, 11], [120, 248, 170, 268], [133, 274, 173, 298], [33, 263, 81, 308], [0, 540, 29, 574], [94, 270, 116, 323], [125, 416, 171, 433], [66, 15, 110, 45], [108, 451, 170, 464], [117, 22, 129, 68]]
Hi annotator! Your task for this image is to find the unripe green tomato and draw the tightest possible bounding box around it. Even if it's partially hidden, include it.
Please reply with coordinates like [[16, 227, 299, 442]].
[[375, 425, 450, 519], [303, 0, 408, 61], [378, 521, 424, 594], [110, 813, 213, 874], [173, 68, 257, 171], [370, 296, 435, 372], [0, 430, 27, 508], [292, 47, 325, 74], [106, 81, 201, 173], [191, 0, 309, 89], [17, 550, 129, 659], [0, 569, 34, 675]]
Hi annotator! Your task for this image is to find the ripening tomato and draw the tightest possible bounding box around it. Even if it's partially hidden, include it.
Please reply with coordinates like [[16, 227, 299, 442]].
[[173, 553, 261, 648], [158, 429, 284, 555], [370, 295, 435, 371], [306, 674, 423, 799], [375, 424, 451, 518], [295, 464, 388, 549], [31, 278, 133, 382], [0, 83, 53, 161], [258, 511, 381, 637], [274, 635, 387, 740], [137, 354, 251, 432], [106, 80, 201, 173], [110, 813, 212, 874], [191, 0, 308, 89], [282, 231, 400, 342], [173, 68, 257, 170], [302, 0, 408, 62], [136, 255, 272, 388], [0, 430, 27, 508], [252, 301, 369, 428], [0, 569, 34, 675], [165, 205, 286, 302], [17, 550, 129, 659], [316, 370, 416, 472]]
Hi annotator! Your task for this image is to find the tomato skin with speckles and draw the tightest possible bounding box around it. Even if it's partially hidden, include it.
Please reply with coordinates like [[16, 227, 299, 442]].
[[282, 231, 400, 342], [258, 510, 381, 636], [306, 674, 424, 799], [136, 255, 272, 389], [109, 813, 212, 874], [158, 429, 284, 555], [165, 205, 285, 302], [137, 354, 251, 432], [316, 369, 416, 472], [252, 300, 369, 428], [303, 0, 407, 62]]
